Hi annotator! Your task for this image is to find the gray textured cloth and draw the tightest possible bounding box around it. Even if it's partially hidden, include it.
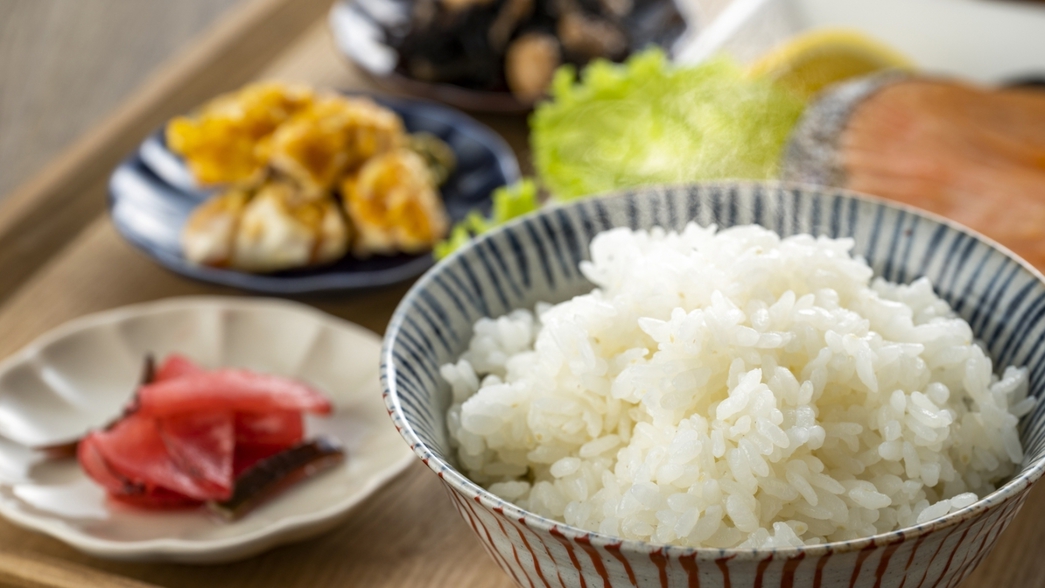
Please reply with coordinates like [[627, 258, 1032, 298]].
[[780, 71, 910, 188]]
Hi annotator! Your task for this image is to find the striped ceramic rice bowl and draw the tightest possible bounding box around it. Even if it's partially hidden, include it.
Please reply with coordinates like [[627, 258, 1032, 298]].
[[382, 182, 1045, 587]]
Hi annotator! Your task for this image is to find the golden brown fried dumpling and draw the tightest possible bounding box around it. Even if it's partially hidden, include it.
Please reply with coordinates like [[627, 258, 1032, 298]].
[[181, 188, 251, 266], [221, 181, 350, 273], [341, 149, 450, 257], [266, 96, 406, 197], [166, 82, 314, 186]]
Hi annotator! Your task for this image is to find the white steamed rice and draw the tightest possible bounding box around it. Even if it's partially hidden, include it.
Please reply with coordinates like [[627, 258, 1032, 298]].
[[441, 223, 1033, 548]]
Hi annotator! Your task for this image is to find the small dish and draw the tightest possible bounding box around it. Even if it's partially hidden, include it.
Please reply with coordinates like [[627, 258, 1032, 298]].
[[109, 94, 520, 295], [328, 0, 535, 113], [0, 296, 412, 563], [329, 0, 692, 114]]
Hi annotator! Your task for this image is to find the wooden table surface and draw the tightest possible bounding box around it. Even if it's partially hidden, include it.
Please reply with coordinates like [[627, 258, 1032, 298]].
[[0, 0, 243, 201], [0, 0, 1041, 586]]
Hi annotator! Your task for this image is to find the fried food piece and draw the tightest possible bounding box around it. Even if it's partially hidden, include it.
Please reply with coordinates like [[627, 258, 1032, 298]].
[[229, 181, 350, 273], [182, 189, 251, 267], [166, 82, 314, 186], [266, 96, 407, 197], [342, 149, 450, 256], [183, 181, 351, 273]]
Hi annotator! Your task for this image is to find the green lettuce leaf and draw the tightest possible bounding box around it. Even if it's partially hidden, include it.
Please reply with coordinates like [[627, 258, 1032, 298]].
[[531, 49, 806, 201], [434, 179, 540, 260]]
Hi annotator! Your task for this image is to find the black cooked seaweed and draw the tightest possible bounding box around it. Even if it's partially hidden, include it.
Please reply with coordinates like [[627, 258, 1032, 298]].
[[383, 0, 685, 96]]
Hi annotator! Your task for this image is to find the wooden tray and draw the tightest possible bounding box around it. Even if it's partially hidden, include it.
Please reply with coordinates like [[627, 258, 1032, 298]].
[[0, 0, 1040, 586], [0, 1, 519, 586]]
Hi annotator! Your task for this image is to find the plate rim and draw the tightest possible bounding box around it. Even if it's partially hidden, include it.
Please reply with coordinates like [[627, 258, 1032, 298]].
[[0, 296, 414, 562]]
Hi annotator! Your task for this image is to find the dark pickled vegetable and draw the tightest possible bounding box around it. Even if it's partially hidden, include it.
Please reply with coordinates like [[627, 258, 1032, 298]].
[[209, 436, 346, 520], [141, 354, 157, 386], [383, 0, 686, 99]]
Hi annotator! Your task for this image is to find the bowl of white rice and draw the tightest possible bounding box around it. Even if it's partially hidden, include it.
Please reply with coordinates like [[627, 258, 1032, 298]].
[[381, 182, 1045, 588]]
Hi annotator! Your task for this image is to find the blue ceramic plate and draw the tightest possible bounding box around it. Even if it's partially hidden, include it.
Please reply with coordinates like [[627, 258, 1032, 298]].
[[108, 94, 520, 295]]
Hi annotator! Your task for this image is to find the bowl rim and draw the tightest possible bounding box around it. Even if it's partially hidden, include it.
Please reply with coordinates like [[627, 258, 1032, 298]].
[[382, 180, 1045, 561]]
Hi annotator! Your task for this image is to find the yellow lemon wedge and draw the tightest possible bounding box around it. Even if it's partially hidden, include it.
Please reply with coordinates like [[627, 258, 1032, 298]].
[[750, 29, 913, 100]]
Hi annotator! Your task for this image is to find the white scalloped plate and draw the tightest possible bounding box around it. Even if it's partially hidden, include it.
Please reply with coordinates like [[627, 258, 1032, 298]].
[[0, 297, 412, 563]]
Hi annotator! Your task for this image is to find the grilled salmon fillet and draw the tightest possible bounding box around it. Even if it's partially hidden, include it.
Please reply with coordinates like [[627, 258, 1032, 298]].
[[785, 76, 1045, 267]]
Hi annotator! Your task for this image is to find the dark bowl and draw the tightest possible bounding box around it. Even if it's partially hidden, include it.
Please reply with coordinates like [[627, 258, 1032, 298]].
[[328, 0, 691, 114]]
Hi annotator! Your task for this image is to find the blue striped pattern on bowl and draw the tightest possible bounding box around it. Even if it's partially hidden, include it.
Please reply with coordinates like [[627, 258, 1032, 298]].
[[382, 182, 1045, 588]]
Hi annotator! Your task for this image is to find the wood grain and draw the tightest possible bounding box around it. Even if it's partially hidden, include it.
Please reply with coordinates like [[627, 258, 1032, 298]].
[[0, 552, 160, 588]]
